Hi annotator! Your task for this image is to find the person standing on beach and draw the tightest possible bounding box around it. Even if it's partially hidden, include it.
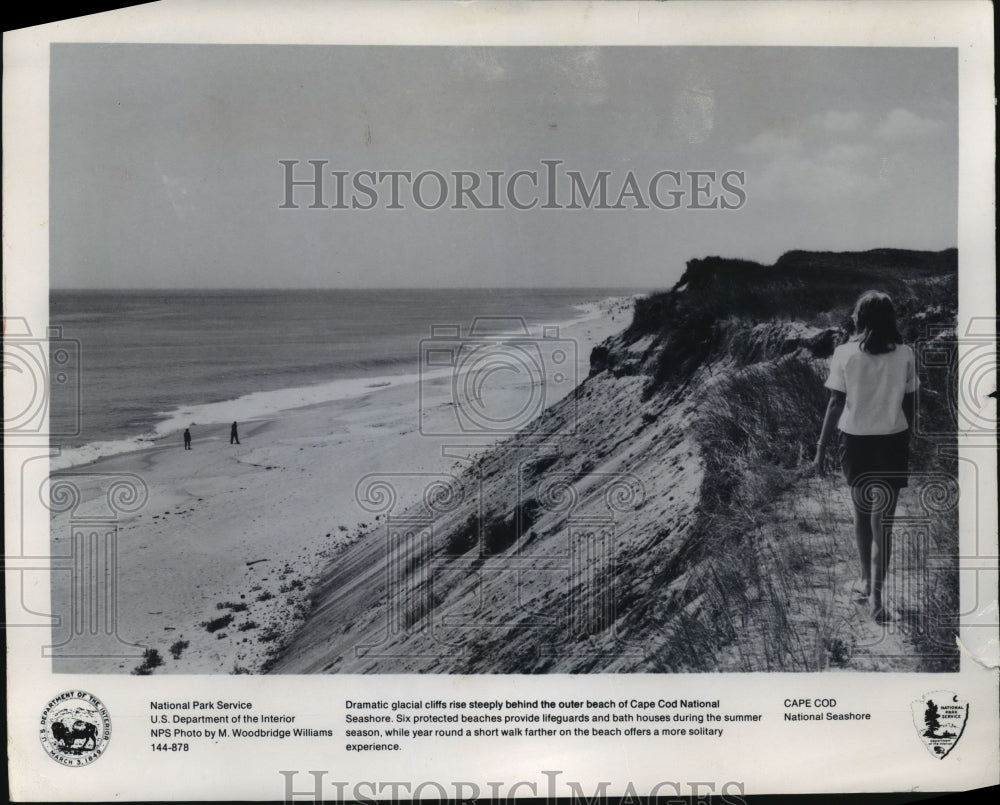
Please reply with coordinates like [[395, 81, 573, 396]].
[[230, 421, 240, 445], [812, 291, 918, 624], [183, 428, 192, 450]]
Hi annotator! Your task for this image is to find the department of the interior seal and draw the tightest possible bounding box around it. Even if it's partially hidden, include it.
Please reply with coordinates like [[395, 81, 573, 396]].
[[39, 691, 111, 766]]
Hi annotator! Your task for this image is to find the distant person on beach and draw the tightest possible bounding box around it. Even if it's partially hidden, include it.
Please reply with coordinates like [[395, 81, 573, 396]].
[[183, 428, 192, 450], [230, 421, 240, 445], [812, 291, 917, 624]]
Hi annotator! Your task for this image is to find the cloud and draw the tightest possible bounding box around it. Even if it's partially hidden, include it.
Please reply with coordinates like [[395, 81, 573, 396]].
[[672, 85, 715, 144], [822, 143, 875, 163], [156, 161, 189, 220], [876, 108, 946, 142], [453, 49, 507, 83], [751, 143, 881, 201], [738, 108, 921, 202], [742, 110, 862, 156], [754, 155, 878, 201], [551, 48, 609, 107], [739, 130, 802, 157], [669, 65, 716, 144], [810, 110, 865, 133]]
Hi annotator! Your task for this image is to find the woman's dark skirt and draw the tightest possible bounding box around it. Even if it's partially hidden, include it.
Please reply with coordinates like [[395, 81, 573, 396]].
[[840, 430, 910, 492]]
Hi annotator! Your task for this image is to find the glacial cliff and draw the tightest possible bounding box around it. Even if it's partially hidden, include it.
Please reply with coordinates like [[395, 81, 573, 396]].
[[271, 248, 958, 673]]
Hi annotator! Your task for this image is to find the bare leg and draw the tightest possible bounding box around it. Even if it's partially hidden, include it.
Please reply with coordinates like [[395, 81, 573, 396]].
[[851, 494, 873, 601], [871, 487, 899, 622]]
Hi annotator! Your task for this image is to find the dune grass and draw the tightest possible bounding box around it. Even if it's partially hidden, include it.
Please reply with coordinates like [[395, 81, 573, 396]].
[[632, 249, 959, 672]]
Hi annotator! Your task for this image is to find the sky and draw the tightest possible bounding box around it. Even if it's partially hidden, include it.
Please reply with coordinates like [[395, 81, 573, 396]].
[[50, 45, 958, 289]]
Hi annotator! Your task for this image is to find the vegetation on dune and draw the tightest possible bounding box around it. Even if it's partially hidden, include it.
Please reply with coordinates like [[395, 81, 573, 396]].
[[201, 614, 234, 633], [619, 248, 959, 671], [272, 248, 961, 674], [626, 249, 957, 399], [132, 647, 164, 675]]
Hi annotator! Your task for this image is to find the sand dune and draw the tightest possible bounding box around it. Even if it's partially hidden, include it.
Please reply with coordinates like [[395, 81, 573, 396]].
[[48, 300, 632, 674], [270, 249, 958, 674]]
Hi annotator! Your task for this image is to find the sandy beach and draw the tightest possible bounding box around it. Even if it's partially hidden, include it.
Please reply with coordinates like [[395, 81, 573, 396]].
[[48, 297, 635, 674]]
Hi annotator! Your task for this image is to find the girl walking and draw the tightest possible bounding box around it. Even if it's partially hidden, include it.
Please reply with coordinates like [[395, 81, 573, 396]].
[[813, 291, 918, 623]]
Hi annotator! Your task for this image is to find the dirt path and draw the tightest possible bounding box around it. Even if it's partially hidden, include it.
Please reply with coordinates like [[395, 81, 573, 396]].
[[727, 473, 955, 672]]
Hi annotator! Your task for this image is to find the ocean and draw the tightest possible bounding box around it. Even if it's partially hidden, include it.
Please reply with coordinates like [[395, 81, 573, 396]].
[[48, 288, 645, 468]]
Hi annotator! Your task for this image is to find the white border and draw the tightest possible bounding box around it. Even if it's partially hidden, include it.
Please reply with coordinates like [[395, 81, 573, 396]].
[[4, 1, 997, 800]]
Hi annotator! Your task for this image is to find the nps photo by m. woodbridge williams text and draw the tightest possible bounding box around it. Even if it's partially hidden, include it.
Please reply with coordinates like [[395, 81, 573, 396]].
[[3, 1, 997, 800]]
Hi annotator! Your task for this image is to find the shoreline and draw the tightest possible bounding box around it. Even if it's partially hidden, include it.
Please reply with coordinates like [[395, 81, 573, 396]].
[[49, 294, 638, 674], [50, 296, 634, 472]]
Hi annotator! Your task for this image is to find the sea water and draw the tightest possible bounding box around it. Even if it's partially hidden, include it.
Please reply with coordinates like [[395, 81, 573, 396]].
[[48, 288, 644, 468]]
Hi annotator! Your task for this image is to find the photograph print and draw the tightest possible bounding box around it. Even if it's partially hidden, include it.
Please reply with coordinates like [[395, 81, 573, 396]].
[[45, 44, 960, 675]]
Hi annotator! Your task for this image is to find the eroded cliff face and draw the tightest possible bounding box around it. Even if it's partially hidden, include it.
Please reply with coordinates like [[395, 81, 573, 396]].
[[272, 248, 959, 674], [268, 352, 705, 674]]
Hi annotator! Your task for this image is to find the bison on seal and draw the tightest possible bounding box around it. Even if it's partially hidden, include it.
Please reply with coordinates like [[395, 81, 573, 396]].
[[51, 719, 98, 752]]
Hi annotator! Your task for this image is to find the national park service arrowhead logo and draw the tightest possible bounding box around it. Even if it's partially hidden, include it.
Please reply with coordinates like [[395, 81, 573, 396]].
[[911, 690, 968, 759], [39, 691, 111, 767]]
